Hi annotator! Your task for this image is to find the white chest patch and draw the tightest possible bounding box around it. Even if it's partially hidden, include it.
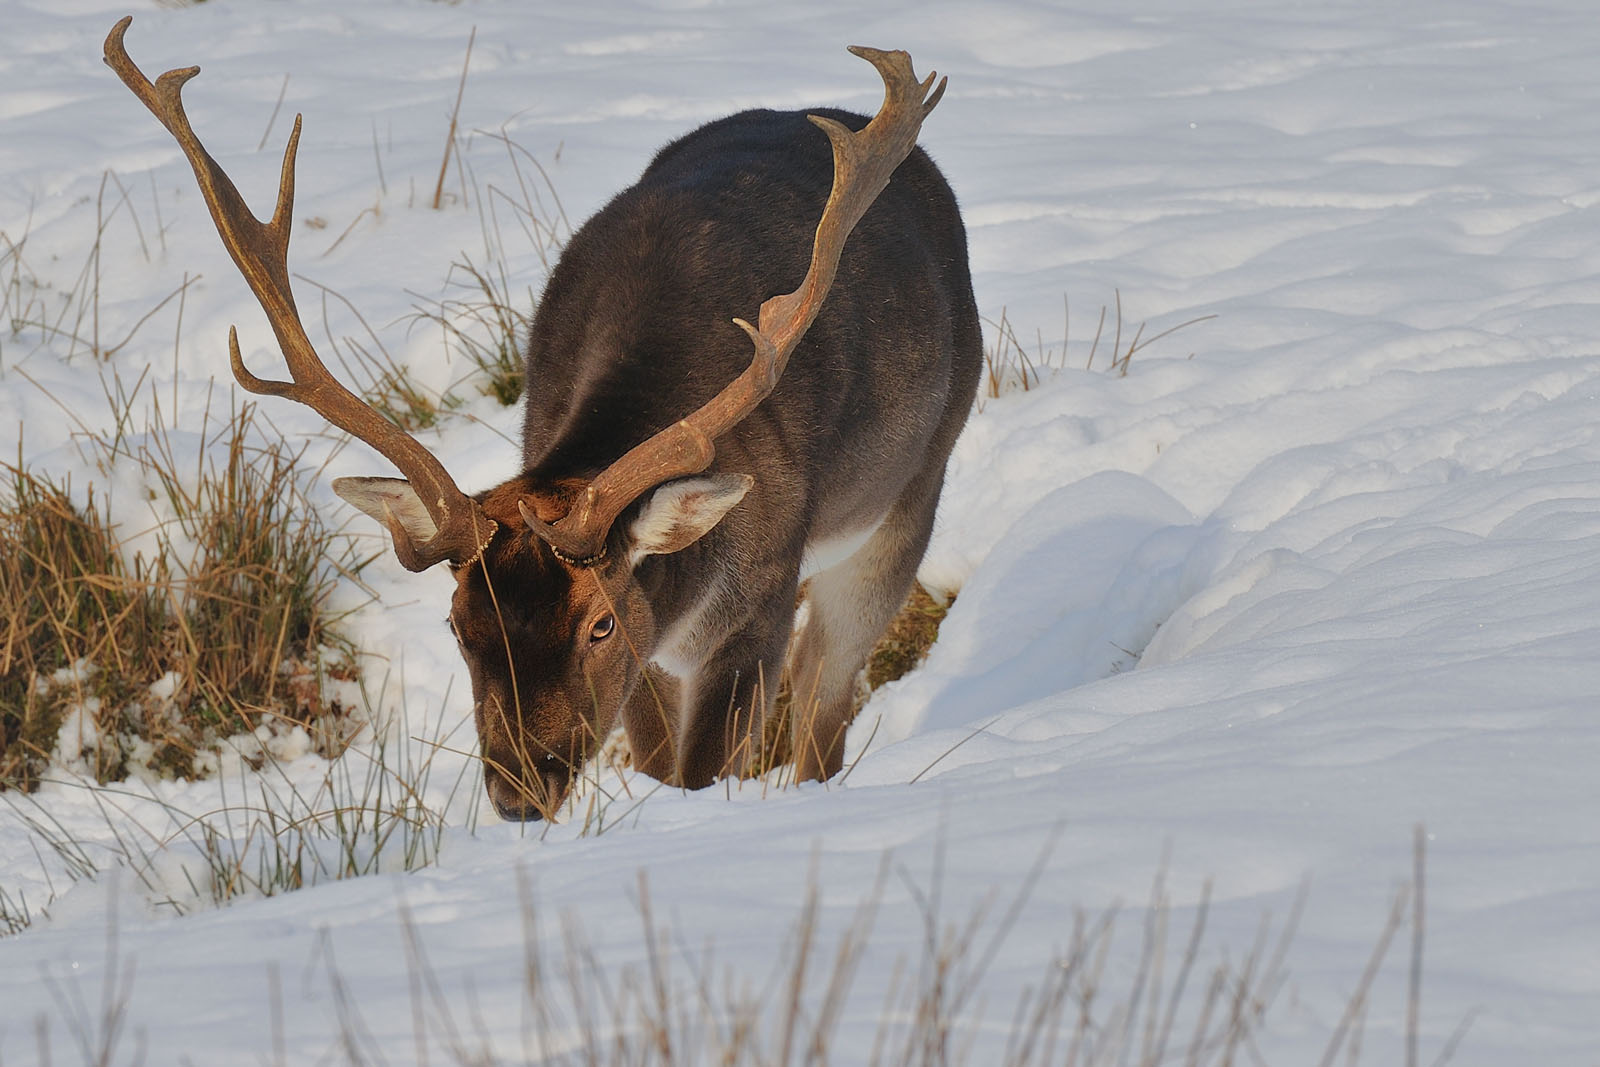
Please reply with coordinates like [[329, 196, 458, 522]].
[[649, 579, 724, 681], [798, 518, 882, 582]]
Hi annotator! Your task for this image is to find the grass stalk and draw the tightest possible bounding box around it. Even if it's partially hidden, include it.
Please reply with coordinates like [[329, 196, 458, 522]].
[[980, 292, 1216, 407]]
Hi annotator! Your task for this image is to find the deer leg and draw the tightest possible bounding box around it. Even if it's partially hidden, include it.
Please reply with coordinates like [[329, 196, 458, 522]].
[[788, 476, 944, 782], [620, 664, 681, 784], [677, 623, 791, 789]]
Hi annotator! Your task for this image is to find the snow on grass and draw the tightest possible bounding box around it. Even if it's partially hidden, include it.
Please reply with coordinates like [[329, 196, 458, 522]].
[[3, 0, 1600, 1063]]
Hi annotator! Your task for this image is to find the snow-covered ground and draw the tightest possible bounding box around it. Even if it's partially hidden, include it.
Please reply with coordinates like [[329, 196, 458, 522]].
[[4, 0, 1599, 1062]]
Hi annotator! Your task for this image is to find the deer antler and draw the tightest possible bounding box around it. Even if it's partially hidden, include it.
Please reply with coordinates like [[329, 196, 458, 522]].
[[522, 46, 946, 566], [104, 16, 496, 570]]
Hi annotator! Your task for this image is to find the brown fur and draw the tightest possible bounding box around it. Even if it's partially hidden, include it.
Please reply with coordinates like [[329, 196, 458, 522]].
[[372, 107, 980, 821]]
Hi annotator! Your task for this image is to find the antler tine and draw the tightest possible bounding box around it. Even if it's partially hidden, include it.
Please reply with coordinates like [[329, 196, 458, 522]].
[[757, 46, 945, 352], [104, 17, 495, 570], [527, 46, 944, 565]]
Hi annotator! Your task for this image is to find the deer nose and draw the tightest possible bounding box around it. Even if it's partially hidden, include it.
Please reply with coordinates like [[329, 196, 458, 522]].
[[486, 774, 546, 822]]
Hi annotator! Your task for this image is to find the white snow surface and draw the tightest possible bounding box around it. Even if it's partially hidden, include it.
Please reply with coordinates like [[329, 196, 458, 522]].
[[3, 0, 1600, 1062]]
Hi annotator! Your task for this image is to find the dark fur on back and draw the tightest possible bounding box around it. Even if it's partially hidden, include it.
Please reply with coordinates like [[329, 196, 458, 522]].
[[521, 107, 978, 505]]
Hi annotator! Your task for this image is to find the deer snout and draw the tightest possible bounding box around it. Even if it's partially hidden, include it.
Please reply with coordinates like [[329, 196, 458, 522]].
[[474, 692, 580, 820], [484, 751, 572, 822]]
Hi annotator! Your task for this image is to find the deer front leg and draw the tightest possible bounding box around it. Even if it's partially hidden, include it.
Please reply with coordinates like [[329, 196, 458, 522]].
[[675, 624, 791, 789], [620, 665, 681, 784]]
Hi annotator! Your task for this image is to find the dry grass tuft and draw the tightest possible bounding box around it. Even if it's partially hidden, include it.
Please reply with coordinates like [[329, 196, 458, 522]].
[[409, 252, 531, 407], [408, 126, 571, 408], [981, 291, 1216, 407], [0, 467, 140, 786], [0, 401, 362, 791]]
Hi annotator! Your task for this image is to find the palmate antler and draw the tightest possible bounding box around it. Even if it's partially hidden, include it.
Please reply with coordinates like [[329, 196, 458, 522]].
[[103, 16, 496, 570], [520, 47, 946, 566]]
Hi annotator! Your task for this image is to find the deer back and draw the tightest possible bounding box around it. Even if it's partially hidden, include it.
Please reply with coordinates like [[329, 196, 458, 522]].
[[521, 107, 978, 564]]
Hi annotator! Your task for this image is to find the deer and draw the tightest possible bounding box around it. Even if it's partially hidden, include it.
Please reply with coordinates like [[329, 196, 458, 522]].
[[105, 17, 981, 821]]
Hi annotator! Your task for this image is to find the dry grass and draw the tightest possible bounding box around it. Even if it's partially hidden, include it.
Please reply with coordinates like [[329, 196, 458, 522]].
[[0, 399, 363, 792], [868, 584, 952, 691], [3, 673, 476, 928], [410, 252, 531, 407], [407, 126, 571, 408], [286, 270, 462, 433], [980, 292, 1216, 407], [0, 466, 140, 786], [17, 832, 1467, 1066], [0, 171, 195, 370], [430, 28, 478, 212]]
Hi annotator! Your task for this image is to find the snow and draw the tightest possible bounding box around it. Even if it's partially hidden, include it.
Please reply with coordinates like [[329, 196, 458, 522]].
[[4, 0, 1600, 1062]]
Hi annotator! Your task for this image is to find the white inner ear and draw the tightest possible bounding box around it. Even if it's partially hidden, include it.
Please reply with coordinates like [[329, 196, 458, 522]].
[[628, 474, 754, 566], [332, 476, 439, 544]]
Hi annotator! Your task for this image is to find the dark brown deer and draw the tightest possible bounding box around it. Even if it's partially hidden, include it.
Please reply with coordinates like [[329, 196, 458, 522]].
[[106, 17, 981, 821]]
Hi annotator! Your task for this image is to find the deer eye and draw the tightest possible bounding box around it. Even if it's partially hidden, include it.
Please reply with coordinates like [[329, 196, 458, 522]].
[[589, 613, 616, 642]]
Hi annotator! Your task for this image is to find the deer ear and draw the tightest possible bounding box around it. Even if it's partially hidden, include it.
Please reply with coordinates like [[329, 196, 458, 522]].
[[628, 474, 754, 564], [333, 476, 440, 544]]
